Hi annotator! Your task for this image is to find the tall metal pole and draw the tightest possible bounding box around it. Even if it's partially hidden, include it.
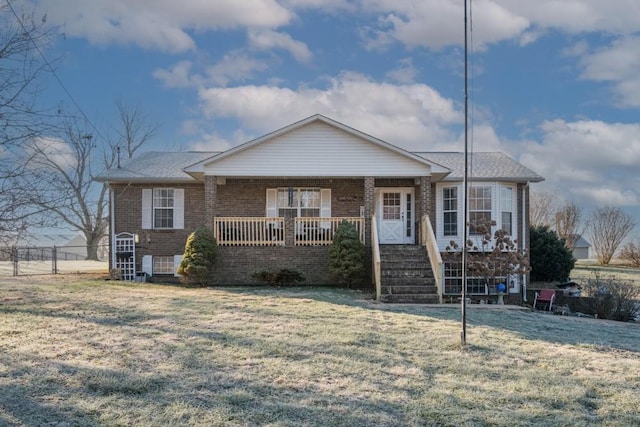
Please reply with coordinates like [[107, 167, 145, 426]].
[[461, 0, 469, 346]]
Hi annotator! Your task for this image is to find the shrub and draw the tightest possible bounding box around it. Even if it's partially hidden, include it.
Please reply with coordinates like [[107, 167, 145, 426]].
[[251, 269, 305, 286], [328, 221, 365, 287], [177, 227, 217, 286], [619, 241, 640, 267], [530, 225, 575, 282], [582, 272, 640, 322]]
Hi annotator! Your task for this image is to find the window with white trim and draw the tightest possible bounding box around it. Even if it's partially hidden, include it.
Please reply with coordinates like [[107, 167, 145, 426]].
[[443, 187, 458, 236], [500, 186, 513, 235], [153, 189, 175, 229], [277, 188, 320, 218], [443, 260, 509, 295], [142, 188, 183, 230], [153, 256, 174, 274], [469, 186, 492, 234]]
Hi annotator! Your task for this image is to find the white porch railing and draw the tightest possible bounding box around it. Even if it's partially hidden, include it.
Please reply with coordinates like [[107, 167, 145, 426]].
[[371, 214, 381, 302], [294, 217, 364, 246], [213, 217, 365, 246], [214, 217, 285, 246], [421, 215, 443, 303]]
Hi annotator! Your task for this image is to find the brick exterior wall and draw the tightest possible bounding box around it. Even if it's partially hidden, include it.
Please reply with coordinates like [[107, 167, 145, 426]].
[[216, 178, 365, 217], [111, 183, 207, 270], [110, 176, 430, 290], [211, 246, 333, 285], [204, 176, 217, 229]]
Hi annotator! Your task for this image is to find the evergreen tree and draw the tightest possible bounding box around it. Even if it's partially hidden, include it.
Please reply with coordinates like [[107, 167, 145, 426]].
[[328, 221, 365, 287], [530, 225, 575, 282], [177, 227, 218, 286]]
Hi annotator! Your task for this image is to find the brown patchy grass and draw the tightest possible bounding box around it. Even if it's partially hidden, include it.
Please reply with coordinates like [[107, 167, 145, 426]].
[[0, 274, 638, 426]]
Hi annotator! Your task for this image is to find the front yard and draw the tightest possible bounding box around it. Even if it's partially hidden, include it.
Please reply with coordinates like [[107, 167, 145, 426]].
[[1, 275, 638, 426]]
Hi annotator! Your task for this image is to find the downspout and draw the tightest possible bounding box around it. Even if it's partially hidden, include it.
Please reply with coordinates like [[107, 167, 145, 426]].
[[522, 183, 529, 302], [110, 187, 116, 271]]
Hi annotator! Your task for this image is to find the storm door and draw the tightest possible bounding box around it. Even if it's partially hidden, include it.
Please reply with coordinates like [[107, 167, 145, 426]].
[[376, 188, 415, 244]]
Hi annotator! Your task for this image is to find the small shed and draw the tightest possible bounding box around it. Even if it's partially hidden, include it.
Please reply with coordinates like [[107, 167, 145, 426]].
[[571, 235, 591, 260]]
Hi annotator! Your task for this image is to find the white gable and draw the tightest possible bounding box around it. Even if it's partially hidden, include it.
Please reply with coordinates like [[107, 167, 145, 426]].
[[199, 121, 433, 177]]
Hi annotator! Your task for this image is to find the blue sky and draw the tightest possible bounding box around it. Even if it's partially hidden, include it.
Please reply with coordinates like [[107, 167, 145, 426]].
[[24, 0, 640, 232]]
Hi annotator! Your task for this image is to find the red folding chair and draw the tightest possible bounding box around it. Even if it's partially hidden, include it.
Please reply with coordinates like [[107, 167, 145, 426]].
[[533, 289, 556, 311]]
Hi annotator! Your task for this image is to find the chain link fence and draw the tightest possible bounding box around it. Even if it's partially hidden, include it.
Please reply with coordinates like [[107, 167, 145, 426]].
[[0, 245, 109, 276]]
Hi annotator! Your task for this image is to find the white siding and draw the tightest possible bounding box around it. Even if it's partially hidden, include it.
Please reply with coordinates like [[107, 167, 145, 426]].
[[201, 122, 431, 177]]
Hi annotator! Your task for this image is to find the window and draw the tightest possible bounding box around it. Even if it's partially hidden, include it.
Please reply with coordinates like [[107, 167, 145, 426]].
[[277, 188, 320, 218], [443, 187, 457, 236], [443, 260, 509, 295], [382, 192, 401, 220], [153, 189, 174, 229], [142, 188, 183, 230], [469, 186, 492, 234], [153, 256, 174, 274], [501, 187, 513, 235]]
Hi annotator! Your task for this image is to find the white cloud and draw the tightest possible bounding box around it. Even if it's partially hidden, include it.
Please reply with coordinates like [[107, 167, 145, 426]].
[[519, 119, 640, 208], [579, 36, 640, 107], [27, 137, 76, 171], [248, 29, 313, 63], [195, 72, 463, 150], [38, 0, 292, 52], [207, 52, 270, 86], [497, 0, 640, 35], [154, 53, 270, 89], [360, 0, 529, 51], [153, 61, 196, 88], [386, 58, 418, 84]]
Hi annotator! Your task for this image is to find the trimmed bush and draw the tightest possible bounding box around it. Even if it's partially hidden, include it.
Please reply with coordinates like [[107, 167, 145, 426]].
[[530, 225, 575, 282], [177, 227, 218, 286], [328, 221, 365, 287], [251, 269, 305, 286]]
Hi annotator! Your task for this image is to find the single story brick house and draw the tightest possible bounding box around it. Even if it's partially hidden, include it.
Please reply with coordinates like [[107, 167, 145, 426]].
[[96, 114, 543, 303]]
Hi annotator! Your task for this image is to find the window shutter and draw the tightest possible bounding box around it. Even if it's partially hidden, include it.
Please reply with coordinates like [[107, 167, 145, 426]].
[[320, 189, 331, 229], [174, 189, 184, 229], [266, 189, 277, 217], [142, 189, 152, 229], [141, 255, 153, 276], [173, 254, 183, 277]]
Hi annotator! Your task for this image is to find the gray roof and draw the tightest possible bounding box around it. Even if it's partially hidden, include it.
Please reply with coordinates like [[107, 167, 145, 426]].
[[95, 151, 218, 182], [95, 150, 543, 183], [415, 152, 544, 182], [571, 234, 591, 248]]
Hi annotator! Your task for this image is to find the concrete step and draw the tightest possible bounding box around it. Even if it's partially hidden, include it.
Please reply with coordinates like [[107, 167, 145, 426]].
[[382, 277, 436, 287], [382, 285, 438, 294], [381, 294, 441, 304]]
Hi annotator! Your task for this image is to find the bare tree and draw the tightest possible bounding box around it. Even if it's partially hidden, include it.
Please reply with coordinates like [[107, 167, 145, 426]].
[[589, 206, 635, 265], [11, 100, 159, 259], [112, 99, 160, 160], [0, 2, 58, 242], [555, 202, 585, 250], [530, 191, 559, 228], [619, 241, 640, 267], [15, 122, 108, 259]]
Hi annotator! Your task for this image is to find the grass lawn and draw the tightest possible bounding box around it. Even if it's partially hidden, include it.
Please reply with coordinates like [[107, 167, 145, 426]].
[[1, 275, 638, 426], [571, 261, 640, 283]]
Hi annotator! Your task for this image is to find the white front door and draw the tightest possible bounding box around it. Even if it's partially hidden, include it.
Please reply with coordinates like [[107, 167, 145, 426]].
[[376, 188, 415, 244]]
